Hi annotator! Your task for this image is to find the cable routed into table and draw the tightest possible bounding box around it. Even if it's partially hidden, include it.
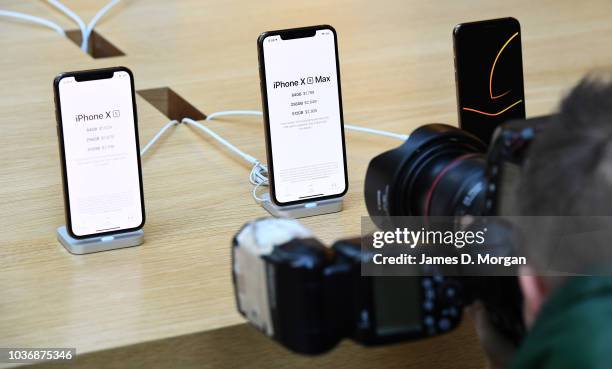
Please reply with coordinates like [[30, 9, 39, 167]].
[[140, 112, 408, 203], [0, 10, 65, 36]]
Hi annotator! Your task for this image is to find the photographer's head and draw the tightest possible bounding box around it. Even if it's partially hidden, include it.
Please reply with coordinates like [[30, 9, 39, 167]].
[[517, 74, 612, 326]]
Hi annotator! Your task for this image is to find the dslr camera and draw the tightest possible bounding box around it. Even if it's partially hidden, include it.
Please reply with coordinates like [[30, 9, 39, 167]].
[[232, 117, 550, 354]]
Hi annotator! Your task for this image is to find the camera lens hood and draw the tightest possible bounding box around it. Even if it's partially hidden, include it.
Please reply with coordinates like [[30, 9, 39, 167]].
[[364, 124, 485, 220]]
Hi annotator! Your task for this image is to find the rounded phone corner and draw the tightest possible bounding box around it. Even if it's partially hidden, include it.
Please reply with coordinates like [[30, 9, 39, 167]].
[[507, 17, 521, 28], [116, 66, 135, 79], [53, 73, 67, 88], [321, 24, 337, 35], [452, 23, 463, 36], [257, 32, 272, 46], [66, 223, 86, 240], [270, 191, 285, 207], [337, 182, 349, 198]]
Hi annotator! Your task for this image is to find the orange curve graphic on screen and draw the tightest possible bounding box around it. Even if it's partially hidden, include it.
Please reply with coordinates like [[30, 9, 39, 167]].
[[462, 31, 522, 116], [490, 32, 519, 99], [462, 99, 523, 116]]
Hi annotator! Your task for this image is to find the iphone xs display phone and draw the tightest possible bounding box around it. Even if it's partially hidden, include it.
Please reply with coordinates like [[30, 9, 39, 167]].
[[53, 67, 145, 239], [453, 17, 526, 144], [257, 25, 348, 206]]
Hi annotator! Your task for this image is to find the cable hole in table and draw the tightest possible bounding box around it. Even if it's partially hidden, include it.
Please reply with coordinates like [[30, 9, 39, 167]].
[[66, 29, 124, 58], [137, 87, 206, 121]]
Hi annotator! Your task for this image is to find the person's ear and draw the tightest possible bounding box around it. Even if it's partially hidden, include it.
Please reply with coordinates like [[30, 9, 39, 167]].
[[518, 265, 550, 328]]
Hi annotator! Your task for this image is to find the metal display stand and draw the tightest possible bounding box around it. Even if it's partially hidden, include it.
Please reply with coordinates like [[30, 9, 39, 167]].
[[57, 225, 144, 255], [260, 192, 343, 219]]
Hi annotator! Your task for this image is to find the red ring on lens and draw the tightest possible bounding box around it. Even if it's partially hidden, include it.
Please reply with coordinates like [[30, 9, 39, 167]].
[[423, 153, 480, 217]]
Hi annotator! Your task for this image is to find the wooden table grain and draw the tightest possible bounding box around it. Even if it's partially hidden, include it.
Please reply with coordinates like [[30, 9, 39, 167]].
[[1, 0, 611, 367]]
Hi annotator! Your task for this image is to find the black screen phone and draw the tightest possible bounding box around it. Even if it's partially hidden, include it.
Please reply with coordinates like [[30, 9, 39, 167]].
[[257, 25, 348, 206], [53, 67, 145, 239], [453, 17, 526, 144]]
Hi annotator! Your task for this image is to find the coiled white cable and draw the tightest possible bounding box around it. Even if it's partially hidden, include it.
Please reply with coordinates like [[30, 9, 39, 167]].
[[140, 113, 407, 202], [0, 10, 65, 36], [249, 164, 269, 203], [202, 110, 408, 202], [181, 117, 270, 202], [204, 112, 269, 201]]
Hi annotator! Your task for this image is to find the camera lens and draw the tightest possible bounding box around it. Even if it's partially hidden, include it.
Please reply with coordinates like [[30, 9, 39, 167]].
[[364, 124, 487, 220], [364, 124, 526, 345]]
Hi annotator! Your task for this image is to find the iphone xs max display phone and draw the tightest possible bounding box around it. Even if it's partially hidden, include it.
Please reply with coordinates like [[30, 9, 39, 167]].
[[257, 25, 348, 206], [54, 67, 145, 239], [453, 17, 526, 144]]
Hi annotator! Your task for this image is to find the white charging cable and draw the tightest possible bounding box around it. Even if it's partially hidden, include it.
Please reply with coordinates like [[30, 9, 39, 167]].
[[46, 0, 121, 53], [140, 120, 180, 156], [140, 113, 407, 202], [83, 0, 120, 51], [181, 117, 270, 202], [205, 110, 409, 141], [0, 9, 65, 36], [344, 124, 408, 140], [201, 112, 270, 201], [201, 111, 408, 202], [46, 0, 86, 50], [206, 110, 266, 121]]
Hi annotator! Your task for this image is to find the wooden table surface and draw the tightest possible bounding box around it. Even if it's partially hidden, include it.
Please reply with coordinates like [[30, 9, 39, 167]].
[[1, 0, 611, 368]]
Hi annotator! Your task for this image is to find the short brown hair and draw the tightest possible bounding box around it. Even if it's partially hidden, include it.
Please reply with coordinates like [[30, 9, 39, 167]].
[[518, 75, 612, 276], [520, 75, 612, 216]]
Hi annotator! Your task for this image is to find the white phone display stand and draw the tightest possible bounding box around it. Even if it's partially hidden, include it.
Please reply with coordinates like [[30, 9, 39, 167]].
[[260, 192, 343, 219], [57, 225, 144, 255]]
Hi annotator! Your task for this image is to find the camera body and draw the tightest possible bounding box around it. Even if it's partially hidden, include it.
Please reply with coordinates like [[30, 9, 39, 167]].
[[233, 117, 550, 354], [483, 117, 546, 216], [232, 220, 465, 354]]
